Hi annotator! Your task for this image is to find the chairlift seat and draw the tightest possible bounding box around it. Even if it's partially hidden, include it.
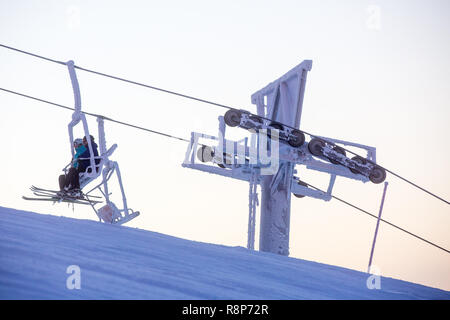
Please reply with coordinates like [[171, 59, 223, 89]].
[[78, 144, 118, 189]]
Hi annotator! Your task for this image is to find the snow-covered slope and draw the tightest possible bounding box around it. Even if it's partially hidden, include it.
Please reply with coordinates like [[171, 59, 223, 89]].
[[0, 206, 448, 300]]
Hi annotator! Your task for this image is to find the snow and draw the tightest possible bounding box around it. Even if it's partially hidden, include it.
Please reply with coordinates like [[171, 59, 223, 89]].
[[0, 206, 448, 300]]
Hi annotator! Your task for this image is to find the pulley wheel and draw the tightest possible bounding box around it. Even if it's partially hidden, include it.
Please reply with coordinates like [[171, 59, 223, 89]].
[[288, 130, 305, 147], [197, 145, 214, 162], [369, 166, 386, 184], [308, 138, 326, 157], [224, 109, 242, 127]]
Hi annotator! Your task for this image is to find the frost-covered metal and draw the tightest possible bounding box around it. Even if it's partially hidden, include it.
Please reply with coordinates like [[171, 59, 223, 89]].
[[183, 59, 385, 255], [67, 60, 96, 179], [65, 61, 139, 225]]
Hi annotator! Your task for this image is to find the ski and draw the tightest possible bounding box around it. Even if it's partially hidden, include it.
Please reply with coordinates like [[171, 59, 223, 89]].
[[22, 196, 101, 206], [31, 190, 100, 203], [30, 185, 102, 199], [31, 189, 83, 199], [32, 190, 63, 198], [30, 185, 63, 194]]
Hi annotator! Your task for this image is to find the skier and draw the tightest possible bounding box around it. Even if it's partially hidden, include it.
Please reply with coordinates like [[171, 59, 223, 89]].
[[78, 135, 100, 173], [58, 138, 87, 195], [59, 135, 101, 196]]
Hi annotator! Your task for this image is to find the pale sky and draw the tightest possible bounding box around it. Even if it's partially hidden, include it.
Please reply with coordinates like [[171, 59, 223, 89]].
[[1, 0, 449, 291]]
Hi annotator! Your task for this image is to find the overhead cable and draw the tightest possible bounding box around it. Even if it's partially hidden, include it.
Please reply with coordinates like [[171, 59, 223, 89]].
[[0, 43, 448, 205], [1, 85, 448, 255]]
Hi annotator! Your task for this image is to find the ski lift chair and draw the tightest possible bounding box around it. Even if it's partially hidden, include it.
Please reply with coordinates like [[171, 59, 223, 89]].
[[64, 60, 140, 225]]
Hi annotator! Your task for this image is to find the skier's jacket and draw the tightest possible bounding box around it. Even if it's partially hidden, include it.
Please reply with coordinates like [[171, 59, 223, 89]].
[[72, 144, 87, 170], [78, 142, 100, 173]]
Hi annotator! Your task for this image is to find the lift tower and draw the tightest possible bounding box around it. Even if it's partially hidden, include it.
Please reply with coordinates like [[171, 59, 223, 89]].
[[183, 59, 386, 256], [251, 60, 312, 255]]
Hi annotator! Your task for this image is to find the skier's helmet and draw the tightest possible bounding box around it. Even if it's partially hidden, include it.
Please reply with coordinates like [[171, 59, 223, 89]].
[[73, 138, 83, 147]]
